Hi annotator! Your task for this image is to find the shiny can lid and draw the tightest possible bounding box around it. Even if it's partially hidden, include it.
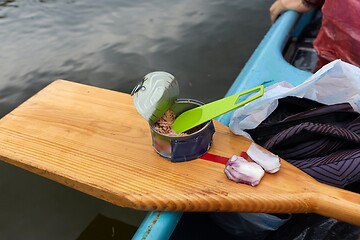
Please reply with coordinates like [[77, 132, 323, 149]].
[[131, 71, 179, 124]]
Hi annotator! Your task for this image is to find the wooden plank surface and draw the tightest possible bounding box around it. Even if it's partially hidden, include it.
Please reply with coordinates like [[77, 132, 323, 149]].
[[0, 80, 359, 226]]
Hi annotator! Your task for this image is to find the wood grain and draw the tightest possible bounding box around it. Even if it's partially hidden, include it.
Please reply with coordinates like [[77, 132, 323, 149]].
[[0, 80, 359, 226]]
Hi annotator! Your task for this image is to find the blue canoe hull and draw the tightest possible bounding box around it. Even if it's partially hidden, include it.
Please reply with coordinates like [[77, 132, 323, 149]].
[[133, 10, 314, 240]]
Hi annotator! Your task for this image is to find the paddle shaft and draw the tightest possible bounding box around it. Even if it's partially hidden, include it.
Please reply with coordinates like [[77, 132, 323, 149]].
[[310, 181, 360, 226]]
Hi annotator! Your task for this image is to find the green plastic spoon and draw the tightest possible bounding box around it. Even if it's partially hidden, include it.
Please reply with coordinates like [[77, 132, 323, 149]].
[[172, 85, 264, 133]]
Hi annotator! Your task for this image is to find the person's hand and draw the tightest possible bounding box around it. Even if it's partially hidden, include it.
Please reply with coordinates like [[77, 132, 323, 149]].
[[270, 0, 311, 23]]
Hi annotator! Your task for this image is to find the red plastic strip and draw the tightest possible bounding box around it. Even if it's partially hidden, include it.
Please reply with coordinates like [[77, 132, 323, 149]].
[[200, 152, 249, 165], [240, 151, 250, 160], [200, 153, 229, 165]]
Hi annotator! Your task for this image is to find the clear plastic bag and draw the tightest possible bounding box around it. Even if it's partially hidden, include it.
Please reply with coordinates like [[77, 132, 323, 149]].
[[230, 60, 360, 137]]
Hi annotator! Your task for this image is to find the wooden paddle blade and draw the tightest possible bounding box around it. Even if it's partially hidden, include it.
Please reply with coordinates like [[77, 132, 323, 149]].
[[0, 80, 358, 227]]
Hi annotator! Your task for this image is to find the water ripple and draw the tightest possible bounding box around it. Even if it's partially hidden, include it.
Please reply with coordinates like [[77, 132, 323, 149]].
[[0, 0, 272, 118]]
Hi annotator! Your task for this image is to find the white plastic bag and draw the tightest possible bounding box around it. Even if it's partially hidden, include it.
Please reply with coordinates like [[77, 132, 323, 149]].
[[230, 60, 360, 137]]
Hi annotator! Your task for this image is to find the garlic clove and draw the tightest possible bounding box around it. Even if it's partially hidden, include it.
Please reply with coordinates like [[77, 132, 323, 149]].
[[247, 143, 281, 173], [224, 155, 265, 186]]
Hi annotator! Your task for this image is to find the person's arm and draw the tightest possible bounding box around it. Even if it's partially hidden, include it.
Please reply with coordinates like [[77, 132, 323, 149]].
[[269, 0, 324, 23]]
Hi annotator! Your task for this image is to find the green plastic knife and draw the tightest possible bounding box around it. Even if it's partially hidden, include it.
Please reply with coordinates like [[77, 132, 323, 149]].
[[171, 85, 264, 133]]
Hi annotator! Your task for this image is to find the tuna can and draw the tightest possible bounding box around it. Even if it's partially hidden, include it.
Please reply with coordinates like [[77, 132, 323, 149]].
[[150, 99, 215, 162]]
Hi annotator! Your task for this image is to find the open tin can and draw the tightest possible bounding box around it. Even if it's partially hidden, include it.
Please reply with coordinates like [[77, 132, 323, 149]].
[[132, 71, 215, 162], [150, 99, 215, 162]]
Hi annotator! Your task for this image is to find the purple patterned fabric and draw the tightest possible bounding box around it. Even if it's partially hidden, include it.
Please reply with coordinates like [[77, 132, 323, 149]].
[[263, 121, 360, 187]]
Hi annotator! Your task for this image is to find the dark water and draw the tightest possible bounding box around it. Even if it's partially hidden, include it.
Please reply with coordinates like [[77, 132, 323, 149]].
[[0, 0, 272, 239]]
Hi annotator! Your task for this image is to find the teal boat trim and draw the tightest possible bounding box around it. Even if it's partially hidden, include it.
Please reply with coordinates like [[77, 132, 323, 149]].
[[132, 212, 182, 240], [132, 10, 313, 240], [217, 10, 312, 126]]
